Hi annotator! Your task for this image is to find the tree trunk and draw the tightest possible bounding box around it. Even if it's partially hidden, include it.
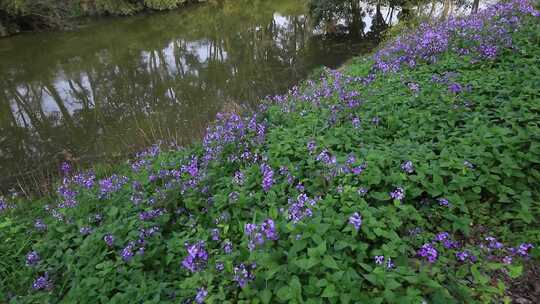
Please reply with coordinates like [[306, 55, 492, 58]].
[[471, 0, 480, 14]]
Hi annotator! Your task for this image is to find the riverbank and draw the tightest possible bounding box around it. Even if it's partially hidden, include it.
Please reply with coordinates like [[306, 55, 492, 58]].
[[0, 0, 207, 36], [1, 1, 539, 303]]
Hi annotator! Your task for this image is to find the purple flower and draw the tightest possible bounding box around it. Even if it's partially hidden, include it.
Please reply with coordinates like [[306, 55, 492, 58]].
[[479, 44, 497, 59], [448, 83, 462, 94], [517, 243, 534, 257], [464, 160, 475, 169], [456, 250, 473, 262], [0, 197, 9, 213], [233, 171, 245, 185], [351, 163, 367, 175], [444, 239, 458, 249], [99, 175, 129, 197], [348, 212, 362, 231], [417, 243, 438, 263], [316, 149, 335, 165], [60, 161, 71, 175], [34, 219, 47, 232], [502, 255, 513, 264], [244, 223, 257, 235], [374, 255, 384, 265], [401, 161, 415, 174], [260, 163, 274, 192], [233, 263, 255, 288], [434, 232, 450, 242], [229, 191, 239, 202], [26, 251, 40, 266], [211, 229, 220, 241], [195, 288, 208, 303], [261, 218, 279, 241], [437, 198, 450, 207], [79, 227, 92, 236], [104, 234, 115, 247], [390, 187, 405, 201], [121, 242, 135, 262], [408, 82, 420, 93], [357, 187, 368, 196], [485, 236, 503, 250], [287, 194, 318, 223], [32, 274, 53, 291], [139, 208, 165, 221], [352, 116, 361, 129], [216, 262, 224, 271], [182, 241, 208, 273], [245, 219, 279, 250], [307, 140, 316, 153], [386, 258, 395, 269], [223, 241, 233, 254]]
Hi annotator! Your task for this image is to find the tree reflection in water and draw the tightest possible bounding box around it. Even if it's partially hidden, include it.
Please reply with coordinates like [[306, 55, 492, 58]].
[[0, 0, 395, 194]]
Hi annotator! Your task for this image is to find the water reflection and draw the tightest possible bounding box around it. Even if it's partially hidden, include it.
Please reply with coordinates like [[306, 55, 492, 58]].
[[0, 0, 390, 193]]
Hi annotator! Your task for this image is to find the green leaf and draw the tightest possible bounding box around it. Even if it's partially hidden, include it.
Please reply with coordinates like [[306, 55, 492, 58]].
[[508, 264, 523, 279], [321, 284, 337, 298], [277, 286, 292, 301], [260, 289, 272, 304], [322, 256, 340, 270]]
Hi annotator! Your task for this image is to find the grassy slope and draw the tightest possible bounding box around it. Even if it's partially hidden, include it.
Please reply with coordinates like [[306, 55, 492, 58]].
[[1, 8, 540, 304]]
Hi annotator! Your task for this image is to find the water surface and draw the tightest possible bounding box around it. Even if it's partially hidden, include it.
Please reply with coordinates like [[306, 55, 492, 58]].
[[0, 0, 388, 192]]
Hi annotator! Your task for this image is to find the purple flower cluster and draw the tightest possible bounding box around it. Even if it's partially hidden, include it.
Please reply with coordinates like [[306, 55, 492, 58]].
[[139, 208, 165, 221], [223, 241, 233, 254], [79, 227, 93, 236], [434, 232, 458, 249], [32, 273, 53, 291], [181, 241, 208, 273], [34, 219, 47, 232], [233, 171, 245, 185], [390, 187, 405, 201], [195, 288, 208, 303], [60, 162, 71, 175], [417, 243, 438, 263], [120, 240, 144, 262], [373, 0, 539, 73], [307, 140, 316, 153], [456, 250, 477, 263], [316, 149, 336, 166], [57, 181, 78, 208], [357, 187, 368, 196], [244, 219, 278, 251], [211, 228, 220, 241], [348, 212, 362, 231], [374, 255, 394, 269], [287, 193, 318, 223], [99, 175, 129, 198], [104, 234, 115, 247], [437, 198, 450, 207], [485, 236, 504, 250], [72, 171, 96, 189], [401, 161, 414, 174], [26, 251, 40, 266], [233, 263, 256, 288], [352, 116, 361, 128], [0, 197, 8, 213], [260, 163, 274, 192]]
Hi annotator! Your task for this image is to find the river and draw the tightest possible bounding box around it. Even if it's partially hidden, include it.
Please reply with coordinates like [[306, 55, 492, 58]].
[[0, 0, 392, 193]]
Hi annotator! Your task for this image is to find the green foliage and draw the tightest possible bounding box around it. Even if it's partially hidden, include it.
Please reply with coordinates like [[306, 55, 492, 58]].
[[0, 0, 205, 30], [1, 11, 539, 304]]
